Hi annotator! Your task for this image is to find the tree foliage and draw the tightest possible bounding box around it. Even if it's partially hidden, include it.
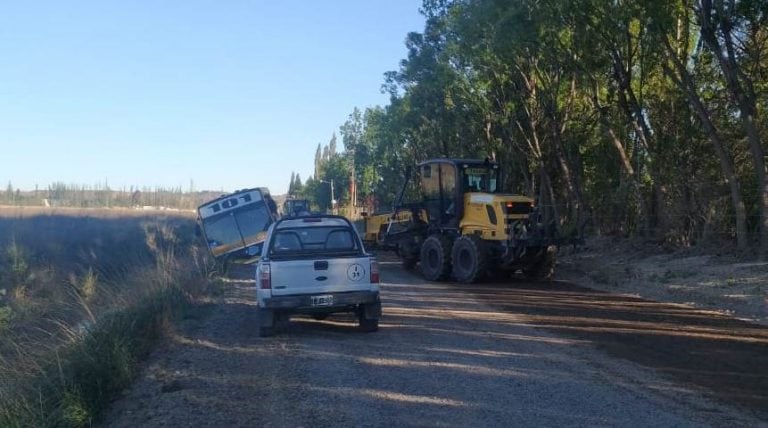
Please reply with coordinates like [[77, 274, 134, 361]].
[[292, 0, 768, 247]]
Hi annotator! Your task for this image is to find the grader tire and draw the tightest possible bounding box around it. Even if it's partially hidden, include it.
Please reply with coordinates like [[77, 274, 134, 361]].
[[451, 235, 488, 284], [420, 235, 452, 281], [523, 245, 556, 281]]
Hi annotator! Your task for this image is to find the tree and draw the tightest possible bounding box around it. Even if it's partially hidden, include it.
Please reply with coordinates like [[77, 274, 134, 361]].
[[297, 0, 767, 248], [697, 0, 768, 249], [314, 143, 322, 177], [293, 173, 303, 194], [288, 171, 296, 195], [5, 181, 13, 204], [329, 133, 338, 158]]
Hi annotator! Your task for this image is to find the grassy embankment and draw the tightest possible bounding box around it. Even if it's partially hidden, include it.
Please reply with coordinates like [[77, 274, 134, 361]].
[[0, 207, 214, 427]]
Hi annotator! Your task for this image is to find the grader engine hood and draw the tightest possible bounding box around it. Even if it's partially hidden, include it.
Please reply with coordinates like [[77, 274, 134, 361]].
[[460, 193, 535, 240]]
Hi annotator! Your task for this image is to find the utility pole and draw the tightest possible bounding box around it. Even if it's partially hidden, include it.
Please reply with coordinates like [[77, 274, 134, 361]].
[[330, 179, 335, 214], [349, 148, 356, 209], [320, 179, 336, 214]]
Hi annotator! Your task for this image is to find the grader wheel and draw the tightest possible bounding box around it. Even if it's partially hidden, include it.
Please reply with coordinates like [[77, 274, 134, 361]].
[[420, 235, 452, 281], [451, 235, 488, 284]]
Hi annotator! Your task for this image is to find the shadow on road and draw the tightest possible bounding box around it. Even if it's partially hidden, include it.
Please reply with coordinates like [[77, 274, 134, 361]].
[[448, 277, 768, 418], [107, 263, 764, 426]]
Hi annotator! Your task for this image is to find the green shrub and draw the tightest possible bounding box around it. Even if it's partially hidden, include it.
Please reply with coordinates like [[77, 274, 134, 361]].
[[6, 239, 29, 280]]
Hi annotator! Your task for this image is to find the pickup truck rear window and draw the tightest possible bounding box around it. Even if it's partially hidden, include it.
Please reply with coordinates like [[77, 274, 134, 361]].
[[269, 226, 361, 258]]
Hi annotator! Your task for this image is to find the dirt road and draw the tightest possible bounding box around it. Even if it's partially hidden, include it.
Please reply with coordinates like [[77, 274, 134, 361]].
[[104, 262, 768, 427]]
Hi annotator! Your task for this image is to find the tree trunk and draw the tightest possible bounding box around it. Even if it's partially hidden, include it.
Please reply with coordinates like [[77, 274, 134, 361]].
[[698, 0, 767, 249], [610, 51, 664, 235], [661, 36, 748, 249], [605, 123, 651, 236], [592, 81, 650, 235], [548, 76, 590, 230], [539, 166, 560, 234]]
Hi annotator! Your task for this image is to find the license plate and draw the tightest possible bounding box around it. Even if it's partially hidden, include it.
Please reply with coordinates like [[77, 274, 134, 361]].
[[311, 295, 334, 307]]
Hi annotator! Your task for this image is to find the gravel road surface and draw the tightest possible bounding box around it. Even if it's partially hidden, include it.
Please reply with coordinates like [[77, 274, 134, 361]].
[[103, 262, 767, 427]]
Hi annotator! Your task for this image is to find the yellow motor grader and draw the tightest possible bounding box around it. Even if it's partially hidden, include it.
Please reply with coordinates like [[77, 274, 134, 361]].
[[383, 158, 559, 283]]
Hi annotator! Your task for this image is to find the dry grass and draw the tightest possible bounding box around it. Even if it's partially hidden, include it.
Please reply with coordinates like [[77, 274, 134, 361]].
[[0, 207, 213, 427]]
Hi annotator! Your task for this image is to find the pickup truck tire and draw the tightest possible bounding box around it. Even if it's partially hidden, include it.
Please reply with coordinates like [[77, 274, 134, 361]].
[[358, 314, 379, 332], [257, 306, 276, 337], [358, 303, 380, 332]]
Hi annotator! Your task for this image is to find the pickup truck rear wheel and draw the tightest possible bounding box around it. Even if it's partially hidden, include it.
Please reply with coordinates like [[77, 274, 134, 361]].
[[358, 304, 379, 332], [358, 315, 379, 332], [257, 307, 276, 337]]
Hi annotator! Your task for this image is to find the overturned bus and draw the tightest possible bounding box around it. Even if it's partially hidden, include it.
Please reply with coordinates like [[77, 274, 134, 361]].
[[197, 188, 279, 264]]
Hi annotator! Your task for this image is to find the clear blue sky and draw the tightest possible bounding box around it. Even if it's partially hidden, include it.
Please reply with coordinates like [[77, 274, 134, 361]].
[[0, 1, 424, 194]]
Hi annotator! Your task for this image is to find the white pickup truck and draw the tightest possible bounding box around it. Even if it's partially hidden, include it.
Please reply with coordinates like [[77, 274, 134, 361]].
[[255, 215, 381, 337]]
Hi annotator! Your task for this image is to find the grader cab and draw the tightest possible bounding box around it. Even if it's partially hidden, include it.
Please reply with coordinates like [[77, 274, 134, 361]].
[[383, 158, 559, 283]]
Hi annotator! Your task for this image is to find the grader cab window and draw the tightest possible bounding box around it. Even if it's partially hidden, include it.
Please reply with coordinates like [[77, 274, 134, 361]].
[[420, 162, 460, 226], [441, 164, 456, 197], [421, 165, 439, 200], [462, 166, 499, 193]]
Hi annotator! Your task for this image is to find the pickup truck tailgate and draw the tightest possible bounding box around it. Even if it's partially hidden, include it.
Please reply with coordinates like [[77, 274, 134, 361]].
[[269, 257, 372, 296]]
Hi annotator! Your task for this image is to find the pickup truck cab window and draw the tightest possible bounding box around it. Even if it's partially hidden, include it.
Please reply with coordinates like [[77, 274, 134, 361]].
[[270, 227, 359, 255], [267, 217, 363, 260]]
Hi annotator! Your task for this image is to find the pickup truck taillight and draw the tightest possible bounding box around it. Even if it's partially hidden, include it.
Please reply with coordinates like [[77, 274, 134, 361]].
[[259, 263, 271, 289], [370, 258, 380, 284]]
